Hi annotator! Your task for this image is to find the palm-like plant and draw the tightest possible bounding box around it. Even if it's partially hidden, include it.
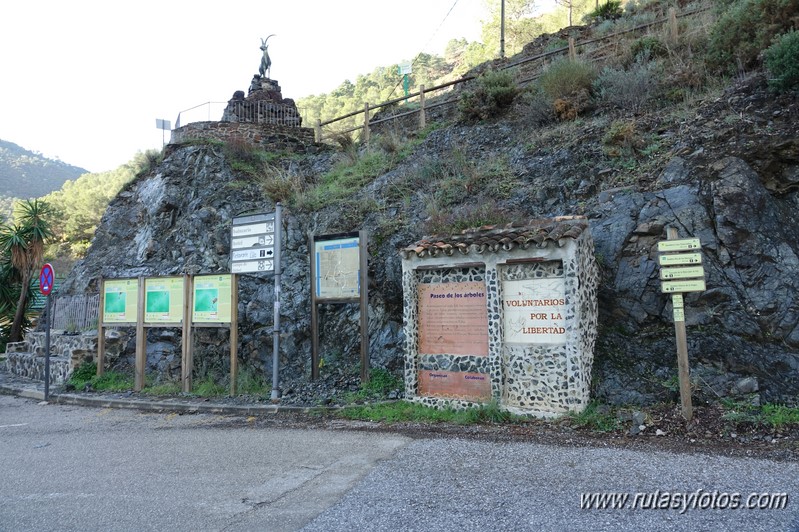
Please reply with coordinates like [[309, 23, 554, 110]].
[[0, 199, 54, 343]]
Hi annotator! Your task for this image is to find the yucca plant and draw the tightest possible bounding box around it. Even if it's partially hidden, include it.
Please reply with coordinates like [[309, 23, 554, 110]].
[[0, 199, 54, 342]]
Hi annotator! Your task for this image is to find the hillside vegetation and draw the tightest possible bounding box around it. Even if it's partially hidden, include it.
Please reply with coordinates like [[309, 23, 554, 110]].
[[0, 139, 88, 200]]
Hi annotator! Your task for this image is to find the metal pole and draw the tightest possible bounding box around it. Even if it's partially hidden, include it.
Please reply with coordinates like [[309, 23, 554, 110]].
[[270, 203, 282, 400], [44, 294, 51, 401], [500, 0, 506, 59]]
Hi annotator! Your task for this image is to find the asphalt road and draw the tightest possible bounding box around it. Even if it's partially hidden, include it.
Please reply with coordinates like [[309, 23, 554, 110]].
[[1, 395, 798, 531]]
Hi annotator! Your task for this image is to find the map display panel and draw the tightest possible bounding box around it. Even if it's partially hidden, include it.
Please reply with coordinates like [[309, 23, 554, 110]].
[[192, 275, 232, 323], [103, 279, 139, 324], [144, 277, 184, 324], [314, 236, 361, 300]]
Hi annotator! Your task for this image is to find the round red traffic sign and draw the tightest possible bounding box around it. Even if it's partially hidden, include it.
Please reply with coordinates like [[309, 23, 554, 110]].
[[39, 263, 55, 296]]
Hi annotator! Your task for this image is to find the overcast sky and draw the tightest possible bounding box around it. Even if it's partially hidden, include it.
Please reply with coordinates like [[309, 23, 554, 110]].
[[0, 0, 488, 173]]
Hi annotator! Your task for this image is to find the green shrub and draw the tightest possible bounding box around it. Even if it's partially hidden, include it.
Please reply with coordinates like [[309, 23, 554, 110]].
[[706, 0, 799, 74], [629, 36, 668, 61], [764, 30, 799, 92], [593, 59, 663, 113], [70, 362, 97, 383], [538, 60, 596, 100], [585, 0, 623, 23], [92, 372, 134, 392], [458, 70, 519, 122], [361, 368, 403, 397]]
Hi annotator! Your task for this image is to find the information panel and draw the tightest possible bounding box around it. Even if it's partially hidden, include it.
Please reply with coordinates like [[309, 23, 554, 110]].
[[314, 236, 361, 300], [103, 279, 139, 324], [192, 275, 233, 323], [502, 278, 567, 344], [418, 370, 491, 401], [417, 281, 489, 356], [144, 277, 184, 324]]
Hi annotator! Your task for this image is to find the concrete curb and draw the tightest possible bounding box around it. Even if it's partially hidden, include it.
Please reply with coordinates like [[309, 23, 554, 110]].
[[0, 382, 331, 416]]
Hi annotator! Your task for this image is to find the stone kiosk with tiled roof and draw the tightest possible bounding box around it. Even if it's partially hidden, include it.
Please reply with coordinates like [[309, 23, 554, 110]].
[[400, 216, 599, 417]]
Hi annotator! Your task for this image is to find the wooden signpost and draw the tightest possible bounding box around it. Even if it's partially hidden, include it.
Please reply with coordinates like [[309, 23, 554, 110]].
[[657, 229, 706, 421]]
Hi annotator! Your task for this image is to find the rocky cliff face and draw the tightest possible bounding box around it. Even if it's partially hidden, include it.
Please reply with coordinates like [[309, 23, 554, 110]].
[[60, 72, 799, 406]]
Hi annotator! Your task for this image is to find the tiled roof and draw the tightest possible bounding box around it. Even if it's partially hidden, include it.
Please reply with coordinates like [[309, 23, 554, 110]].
[[401, 216, 588, 259]]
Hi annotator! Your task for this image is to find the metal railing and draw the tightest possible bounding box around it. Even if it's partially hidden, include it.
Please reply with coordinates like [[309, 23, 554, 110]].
[[47, 293, 100, 331], [174, 101, 308, 129]]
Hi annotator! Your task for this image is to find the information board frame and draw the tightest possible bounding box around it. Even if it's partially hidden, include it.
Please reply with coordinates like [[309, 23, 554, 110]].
[[309, 230, 369, 381]]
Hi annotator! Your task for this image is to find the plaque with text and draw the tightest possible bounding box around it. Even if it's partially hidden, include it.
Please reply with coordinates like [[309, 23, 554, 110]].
[[418, 370, 491, 401], [502, 278, 567, 344], [417, 281, 488, 356]]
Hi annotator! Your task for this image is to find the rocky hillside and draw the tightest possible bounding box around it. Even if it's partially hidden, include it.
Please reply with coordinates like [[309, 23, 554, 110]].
[[60, 5, 799, 407]]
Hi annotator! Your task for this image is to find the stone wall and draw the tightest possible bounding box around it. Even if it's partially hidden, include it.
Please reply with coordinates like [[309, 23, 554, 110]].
[[4, 329, 130, 384], [170, 122, 316, 154]]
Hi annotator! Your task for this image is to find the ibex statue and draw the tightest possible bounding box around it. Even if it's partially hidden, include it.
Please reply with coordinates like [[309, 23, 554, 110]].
[[259, 34, 275, 78]]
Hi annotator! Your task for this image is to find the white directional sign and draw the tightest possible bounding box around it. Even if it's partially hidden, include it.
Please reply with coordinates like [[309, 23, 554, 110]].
[[231, 213, 276, 274]]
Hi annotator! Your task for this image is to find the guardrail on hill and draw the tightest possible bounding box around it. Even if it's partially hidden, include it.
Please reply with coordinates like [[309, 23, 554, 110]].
[[314, 6, 710, 144]]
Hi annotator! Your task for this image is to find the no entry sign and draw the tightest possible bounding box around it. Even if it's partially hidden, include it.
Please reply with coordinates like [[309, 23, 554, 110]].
[[39, 263, 55, 296]]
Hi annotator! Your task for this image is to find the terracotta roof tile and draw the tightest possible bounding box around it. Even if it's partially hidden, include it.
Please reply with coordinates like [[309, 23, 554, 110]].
[[401, 216, 588, 259]]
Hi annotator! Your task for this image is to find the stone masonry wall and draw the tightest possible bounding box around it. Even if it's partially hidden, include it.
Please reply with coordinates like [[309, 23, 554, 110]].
[[170, 122, 316, 153]]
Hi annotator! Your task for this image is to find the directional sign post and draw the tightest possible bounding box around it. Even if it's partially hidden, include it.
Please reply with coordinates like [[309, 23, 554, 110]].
[[231, 213, 276, 274], [39, 264, 55, 401], [230, 207, 283, 400], [658, 229, 707, 421]]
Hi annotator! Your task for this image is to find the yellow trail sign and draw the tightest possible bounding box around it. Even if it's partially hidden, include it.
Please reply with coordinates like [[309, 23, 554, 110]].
[[657, 238, 701, 252], [659, 266, 705, 280], [658, 253, 702, 266], [661, 279, 706, 293]]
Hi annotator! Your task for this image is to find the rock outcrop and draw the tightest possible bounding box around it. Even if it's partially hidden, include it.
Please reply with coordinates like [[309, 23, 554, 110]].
[[58, 72, 799, 406]]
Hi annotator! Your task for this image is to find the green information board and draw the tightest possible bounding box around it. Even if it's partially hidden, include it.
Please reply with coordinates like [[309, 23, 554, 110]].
[[193, 275, 233, 323], [103, 279, 139, 324], [145, 277, 185, 324]]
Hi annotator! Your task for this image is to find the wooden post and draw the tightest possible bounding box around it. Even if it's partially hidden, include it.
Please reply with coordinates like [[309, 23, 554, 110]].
[[418, 85, 426, 130], [363, 103, 370, 145], [134, 277, 146, 392], [230, 274, 239, 396], [359, 231, 369, 382], [310, 234, 320, 380], [181, 274, 192, 393], [667, 227, 693, 421], [568, 37, 576, 61], [97, 279, 106, 377], [315, 119, 322, 143], [668, 7, 678, 43]]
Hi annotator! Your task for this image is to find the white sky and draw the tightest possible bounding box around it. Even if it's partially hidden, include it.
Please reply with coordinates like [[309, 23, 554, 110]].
[[0, 0, 490, 174]]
